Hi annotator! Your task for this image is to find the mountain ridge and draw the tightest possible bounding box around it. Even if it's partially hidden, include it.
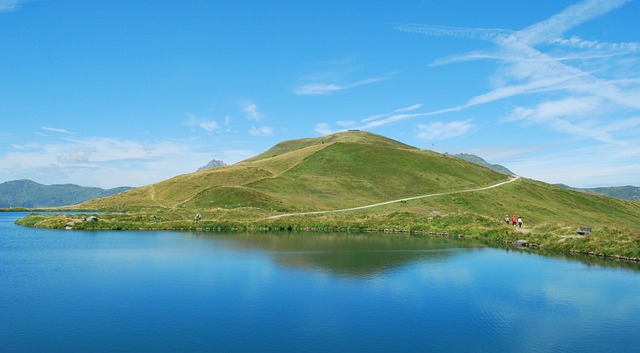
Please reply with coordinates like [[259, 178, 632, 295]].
[[556, 184, 639, 202], [0, 179, 132, 208], [452, 153, 514, 175]]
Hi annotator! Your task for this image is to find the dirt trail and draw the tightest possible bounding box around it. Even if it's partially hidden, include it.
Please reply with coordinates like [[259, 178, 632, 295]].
[[266, 176, 520, 219]]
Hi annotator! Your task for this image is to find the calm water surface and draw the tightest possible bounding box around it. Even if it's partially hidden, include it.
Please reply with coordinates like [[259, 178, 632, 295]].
[[2, 212, 640, 352]]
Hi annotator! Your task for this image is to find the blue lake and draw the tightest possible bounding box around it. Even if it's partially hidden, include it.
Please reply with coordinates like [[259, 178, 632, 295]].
[[2, 212, 640, 352]]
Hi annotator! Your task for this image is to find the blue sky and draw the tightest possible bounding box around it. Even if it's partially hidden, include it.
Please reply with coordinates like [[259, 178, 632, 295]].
[[1, 0, 639, 188]]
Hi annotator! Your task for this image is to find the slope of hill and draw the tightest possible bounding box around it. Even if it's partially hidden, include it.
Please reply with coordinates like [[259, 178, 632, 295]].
[[0, 179, 132, 208], [75, 130, 640, 230], [557, 184, 640, 202], [453, 153, 514, 175], [80, 131, 507, 212]]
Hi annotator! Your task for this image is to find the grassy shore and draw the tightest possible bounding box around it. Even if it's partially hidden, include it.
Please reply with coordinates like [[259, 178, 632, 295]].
[[14, 205, 640, 262]]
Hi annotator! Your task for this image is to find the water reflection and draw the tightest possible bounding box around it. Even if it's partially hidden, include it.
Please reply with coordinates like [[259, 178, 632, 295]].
[[490, 241, 640, 272], [191, 232, 491, 277]]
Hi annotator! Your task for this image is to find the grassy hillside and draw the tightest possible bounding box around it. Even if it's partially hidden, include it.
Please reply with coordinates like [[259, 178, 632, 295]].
[[79, 131, 508, 212]]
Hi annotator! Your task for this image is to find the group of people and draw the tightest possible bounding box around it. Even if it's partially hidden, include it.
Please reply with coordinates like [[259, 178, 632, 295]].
[[194, 213, 202, 222], [505, 215, 523, 228]]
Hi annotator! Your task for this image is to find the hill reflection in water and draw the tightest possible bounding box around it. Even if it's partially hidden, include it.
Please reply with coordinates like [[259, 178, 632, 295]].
[[191, 231, 640, 275], [190, 232, 488, 277]]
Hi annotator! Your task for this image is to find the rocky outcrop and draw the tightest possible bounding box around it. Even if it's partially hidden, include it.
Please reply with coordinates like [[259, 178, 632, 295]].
[[197, 159, 228, 172]]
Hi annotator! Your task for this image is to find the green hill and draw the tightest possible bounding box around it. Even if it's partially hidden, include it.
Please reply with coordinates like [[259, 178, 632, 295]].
[[20, 131, 640, 260], [0, 179, 131, 208], [79, 131, 505, 211]]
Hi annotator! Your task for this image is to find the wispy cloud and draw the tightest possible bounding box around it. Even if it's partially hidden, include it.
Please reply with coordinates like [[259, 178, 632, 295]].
[[57, 146, 97, 165], [361, 104, 422, 122], [393, 0, 640, 146], [314, 123, 334, 135], [314, 103, 465, 136], [395, 24, 514, 42], [0, 0, 21, 12], [241, 101, 264, 121], [294, 76, 388, 96], [249, 126, 273, 137], [185, 113, 221, 133], [416, 119, 475, 141], [42, 126, 73, 134]]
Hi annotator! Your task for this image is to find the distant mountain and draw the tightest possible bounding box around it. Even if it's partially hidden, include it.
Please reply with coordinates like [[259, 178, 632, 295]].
[[0, 179, 132, 208], [452, 153, 514, 175], [197, 159, 228, 172], [556, 184, 640, 202]]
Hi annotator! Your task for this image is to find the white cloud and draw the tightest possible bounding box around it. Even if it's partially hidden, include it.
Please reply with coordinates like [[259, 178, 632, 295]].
[[362, 103, 422, 122], [294, 76, 387, 96], [199, 120, 220, 132], [550, 36, 640, 52], [185, 113, 221, 133], [242, 102, 264, 121], [295, 83, 342, 96], [394, 24, 513, 42], [41, 126, 73, 134], [502, 97, 617, 143], [57, 147, 97, 165], [314, 123, 334, 135], [315, 102, 461, 134], [416, 119, 475, 141], [249, 126, 273, 137]]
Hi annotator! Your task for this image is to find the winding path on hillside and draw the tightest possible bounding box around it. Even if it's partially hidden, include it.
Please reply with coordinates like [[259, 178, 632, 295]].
[[266, 176, 521, 219]]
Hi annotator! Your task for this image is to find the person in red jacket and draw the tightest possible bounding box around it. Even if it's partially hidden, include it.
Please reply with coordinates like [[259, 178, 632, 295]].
[[511, 215, 517, 227]]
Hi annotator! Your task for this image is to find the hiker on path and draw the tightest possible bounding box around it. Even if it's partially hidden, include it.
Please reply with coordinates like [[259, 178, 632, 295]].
[[505, 215, 509, 225], [518, 217, 523, 228], [512, 215, 517, 227]]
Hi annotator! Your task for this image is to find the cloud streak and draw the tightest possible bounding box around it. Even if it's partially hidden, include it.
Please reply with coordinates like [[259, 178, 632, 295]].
[[42, 126, 73, 134], [294, 76, 388, 95]]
